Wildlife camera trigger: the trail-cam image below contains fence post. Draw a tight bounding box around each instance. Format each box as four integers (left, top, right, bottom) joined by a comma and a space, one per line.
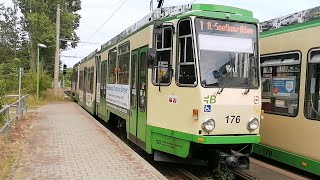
16, 101, 19, 116
5, 106, 10, 140
21, 97, 24, 118
5, 106, 9, 128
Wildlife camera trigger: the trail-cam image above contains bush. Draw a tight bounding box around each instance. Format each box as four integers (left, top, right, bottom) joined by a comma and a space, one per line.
22, 71, 52, 95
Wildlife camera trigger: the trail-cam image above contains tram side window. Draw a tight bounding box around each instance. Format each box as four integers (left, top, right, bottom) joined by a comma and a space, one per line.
153, 27, 172, 85
89, 66, 94, 94
305, 49, 320, 121
177, 19, 196, 86
118, 42, 130, 85
84, 67, 88, 92
86, 68, 90, 93
86, 67, 91, 93
108, 48, 117, 84
261, 52, 301, 116
96, 56, 101, 84
79, 70, 84, 91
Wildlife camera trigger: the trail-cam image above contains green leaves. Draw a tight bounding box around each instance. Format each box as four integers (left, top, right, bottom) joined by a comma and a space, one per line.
27, 13, 55, 46
13, 0, 82, 74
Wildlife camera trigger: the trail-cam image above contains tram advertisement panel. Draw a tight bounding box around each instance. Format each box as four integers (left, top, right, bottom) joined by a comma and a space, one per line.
106, 84, 130, 109
272, 77, 296, 97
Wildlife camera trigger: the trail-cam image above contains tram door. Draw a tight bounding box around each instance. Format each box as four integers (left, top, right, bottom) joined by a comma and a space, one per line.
83, 67, 87, 105
129, 46, 148, 149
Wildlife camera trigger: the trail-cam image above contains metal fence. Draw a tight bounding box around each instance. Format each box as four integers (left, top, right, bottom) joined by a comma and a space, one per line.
0, 95, 28, 133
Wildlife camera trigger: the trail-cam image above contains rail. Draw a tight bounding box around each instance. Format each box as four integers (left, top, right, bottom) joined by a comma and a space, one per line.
0, 95, 28, 133
231, 169, 258, 180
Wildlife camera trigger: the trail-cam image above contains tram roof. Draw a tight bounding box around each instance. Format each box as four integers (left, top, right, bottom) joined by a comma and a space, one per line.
260, 6, 320, 38
76, 3, 258, 66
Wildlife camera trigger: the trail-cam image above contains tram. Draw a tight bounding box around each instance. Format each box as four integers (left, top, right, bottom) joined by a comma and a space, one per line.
253, 6, 320, 176
72, 3, 261, 169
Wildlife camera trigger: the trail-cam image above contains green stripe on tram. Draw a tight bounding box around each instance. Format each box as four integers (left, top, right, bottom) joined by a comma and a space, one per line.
253, 144, 320, 176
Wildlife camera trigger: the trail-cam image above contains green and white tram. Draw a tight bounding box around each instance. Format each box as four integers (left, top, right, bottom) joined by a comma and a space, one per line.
72, 3, 261, 168
253, 6, 320, 176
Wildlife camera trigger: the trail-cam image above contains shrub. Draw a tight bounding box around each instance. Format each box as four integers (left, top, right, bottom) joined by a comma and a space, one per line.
22, 71, 52, 95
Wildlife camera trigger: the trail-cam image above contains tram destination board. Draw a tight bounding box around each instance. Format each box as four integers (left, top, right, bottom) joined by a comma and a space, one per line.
195, 18, 257, 38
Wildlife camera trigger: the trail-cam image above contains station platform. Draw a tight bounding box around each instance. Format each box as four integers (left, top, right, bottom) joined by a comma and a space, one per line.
11, 102, 166, 180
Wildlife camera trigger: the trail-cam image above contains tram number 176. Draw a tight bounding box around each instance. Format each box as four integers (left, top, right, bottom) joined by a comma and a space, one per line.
226, 115, 240, 123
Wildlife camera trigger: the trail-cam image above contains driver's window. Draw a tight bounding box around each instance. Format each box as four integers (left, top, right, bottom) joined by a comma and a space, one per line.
177, 19, 197, 86
152, 27, 172, 85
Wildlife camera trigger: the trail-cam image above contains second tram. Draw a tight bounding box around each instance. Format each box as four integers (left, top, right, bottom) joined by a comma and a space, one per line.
253, 6, 320, 176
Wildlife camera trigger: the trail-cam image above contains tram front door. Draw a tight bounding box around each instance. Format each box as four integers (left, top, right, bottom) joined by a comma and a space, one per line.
129, 46, 148, 150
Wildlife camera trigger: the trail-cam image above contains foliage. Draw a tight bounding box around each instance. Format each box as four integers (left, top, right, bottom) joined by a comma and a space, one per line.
0, 1, 81, 104
14, 0, 82, 74
22, 71, 52, 95
64, 68, 72, 87
0, 3, 21, 59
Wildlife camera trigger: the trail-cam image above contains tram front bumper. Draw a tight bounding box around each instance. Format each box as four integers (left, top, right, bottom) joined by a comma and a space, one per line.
193, 134, 260, 144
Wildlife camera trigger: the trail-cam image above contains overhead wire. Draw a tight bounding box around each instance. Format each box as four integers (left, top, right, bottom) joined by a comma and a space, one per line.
63, 0, 129, 66
86, 0, 128, 41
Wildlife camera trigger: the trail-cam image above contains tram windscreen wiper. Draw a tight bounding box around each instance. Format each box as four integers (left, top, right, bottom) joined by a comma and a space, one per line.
216, 55, 257, 95
216, 53, 233, 94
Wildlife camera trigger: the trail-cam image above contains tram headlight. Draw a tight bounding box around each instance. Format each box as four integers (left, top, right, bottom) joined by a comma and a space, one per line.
247, 118, 259, 131
202, 118, 215, 132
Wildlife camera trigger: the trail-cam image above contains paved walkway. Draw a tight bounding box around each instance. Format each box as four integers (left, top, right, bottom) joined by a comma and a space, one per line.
11, 102, 166, 180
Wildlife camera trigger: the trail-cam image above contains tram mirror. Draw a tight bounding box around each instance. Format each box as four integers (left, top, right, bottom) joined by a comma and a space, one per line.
148, 48, 157, 67
310, 78, 316, 94
153, 20, 162, 35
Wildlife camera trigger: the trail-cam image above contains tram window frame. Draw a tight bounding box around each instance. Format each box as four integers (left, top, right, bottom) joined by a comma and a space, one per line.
176, 18, 197, 87
79, 70, 84, 91
118, 42, 130, 85
84, 67, 88, 92
152, 27, 173, 86
96, 55, 101, 84
304, 48, 320, 121
260, 51, 301, 117
90, 66, 94, 94
108, 47, 117, 84
101, 61, 108, 98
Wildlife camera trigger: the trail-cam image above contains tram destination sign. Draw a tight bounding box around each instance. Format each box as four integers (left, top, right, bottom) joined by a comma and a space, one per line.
195, 18, 257, 38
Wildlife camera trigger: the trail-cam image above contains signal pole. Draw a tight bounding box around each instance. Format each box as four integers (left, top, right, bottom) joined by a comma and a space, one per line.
54, 4, 61, 94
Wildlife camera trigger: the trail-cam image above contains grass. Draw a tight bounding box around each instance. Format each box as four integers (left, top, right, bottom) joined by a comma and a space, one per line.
0, 113, 36, 180
29, 88, 68, 106
1, 88, 67, 127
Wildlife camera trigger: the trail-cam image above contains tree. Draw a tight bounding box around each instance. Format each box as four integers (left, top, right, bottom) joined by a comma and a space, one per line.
14, 0, 81, 75
0, 3, 21, 62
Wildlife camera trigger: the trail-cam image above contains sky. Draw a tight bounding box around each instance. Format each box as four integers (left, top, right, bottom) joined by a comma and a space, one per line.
3, 0, 320, 68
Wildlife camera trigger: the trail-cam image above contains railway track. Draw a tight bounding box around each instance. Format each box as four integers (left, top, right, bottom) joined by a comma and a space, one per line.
231, 169, 258, 180
176, 168, 202, 180
162, 166, 203, 180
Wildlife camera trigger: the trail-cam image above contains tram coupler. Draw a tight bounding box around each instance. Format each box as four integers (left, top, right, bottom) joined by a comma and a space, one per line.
218, 152, 250, 170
